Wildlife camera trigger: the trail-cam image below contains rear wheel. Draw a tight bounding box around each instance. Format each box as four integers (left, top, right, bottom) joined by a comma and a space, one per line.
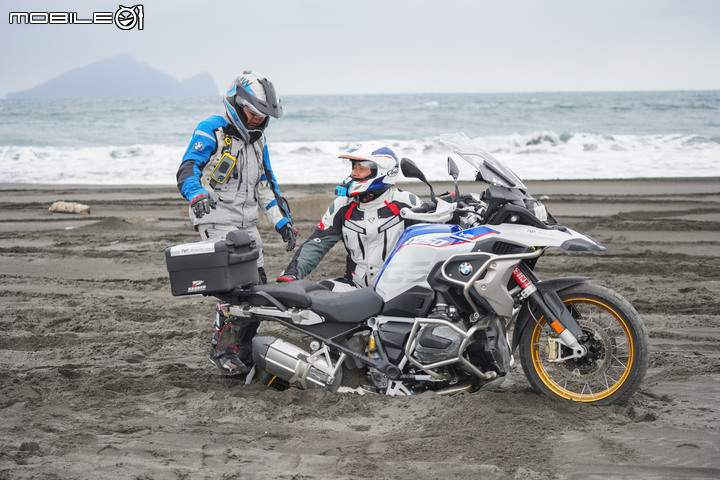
518, 283, 648, 405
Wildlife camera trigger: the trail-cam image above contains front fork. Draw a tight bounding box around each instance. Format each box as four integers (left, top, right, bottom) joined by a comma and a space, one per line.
512, 265, 587, 362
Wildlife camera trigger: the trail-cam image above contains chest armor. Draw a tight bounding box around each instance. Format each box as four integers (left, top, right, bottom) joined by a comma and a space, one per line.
200, 129, 263, 203
342, 200, 405, 286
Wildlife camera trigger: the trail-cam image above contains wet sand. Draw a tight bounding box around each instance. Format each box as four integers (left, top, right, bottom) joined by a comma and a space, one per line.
1, 178, 719, 479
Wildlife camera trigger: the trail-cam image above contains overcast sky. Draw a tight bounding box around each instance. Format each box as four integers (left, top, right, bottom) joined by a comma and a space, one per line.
1, 0, 718, 98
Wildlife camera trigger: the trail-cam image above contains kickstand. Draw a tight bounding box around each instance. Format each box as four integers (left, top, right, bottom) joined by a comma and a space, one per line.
245, 365, 256, 385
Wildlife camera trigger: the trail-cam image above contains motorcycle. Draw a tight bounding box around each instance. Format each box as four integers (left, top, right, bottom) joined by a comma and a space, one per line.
165, 132, 649, 405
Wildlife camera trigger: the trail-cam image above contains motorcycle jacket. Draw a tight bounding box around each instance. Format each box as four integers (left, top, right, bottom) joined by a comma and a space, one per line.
176, 114, 292, 232
283, 187, 421, 288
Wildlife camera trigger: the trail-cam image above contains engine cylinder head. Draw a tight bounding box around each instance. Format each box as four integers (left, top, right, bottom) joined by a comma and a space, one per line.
414, 324, 464, 363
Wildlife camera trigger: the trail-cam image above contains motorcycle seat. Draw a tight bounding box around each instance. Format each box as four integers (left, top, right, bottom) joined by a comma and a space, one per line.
308, 288, 384, 324
245, 280, 384, 324
247, 280, 329, 308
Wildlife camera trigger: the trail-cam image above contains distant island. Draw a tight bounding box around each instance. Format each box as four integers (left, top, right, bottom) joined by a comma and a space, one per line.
6, 54, 218, 99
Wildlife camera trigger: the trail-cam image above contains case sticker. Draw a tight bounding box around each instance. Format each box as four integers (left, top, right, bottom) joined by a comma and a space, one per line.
169, 241, 216, 257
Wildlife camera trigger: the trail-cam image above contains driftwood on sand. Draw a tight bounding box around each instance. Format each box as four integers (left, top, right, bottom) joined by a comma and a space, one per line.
48, 201, 91, 215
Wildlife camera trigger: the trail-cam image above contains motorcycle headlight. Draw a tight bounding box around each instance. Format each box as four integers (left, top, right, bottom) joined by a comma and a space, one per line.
525, 199, 548, 222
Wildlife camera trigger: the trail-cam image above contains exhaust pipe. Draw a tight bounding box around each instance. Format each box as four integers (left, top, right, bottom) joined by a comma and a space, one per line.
434, 381, 476, 395
252, 336, 343, 392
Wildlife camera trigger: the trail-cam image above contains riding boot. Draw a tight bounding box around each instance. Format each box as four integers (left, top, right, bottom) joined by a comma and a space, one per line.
209, 303, 248, 374
209, 266, 266, 373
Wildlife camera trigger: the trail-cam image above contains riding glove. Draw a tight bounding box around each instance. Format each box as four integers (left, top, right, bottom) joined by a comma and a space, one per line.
279, 224, 297, 252
276, 274, 298, 283
190, 193, 216, 218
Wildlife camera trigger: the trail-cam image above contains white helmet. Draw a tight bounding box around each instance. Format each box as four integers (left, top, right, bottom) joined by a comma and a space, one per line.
337, 142, 400, 198
223, 71, 283, 142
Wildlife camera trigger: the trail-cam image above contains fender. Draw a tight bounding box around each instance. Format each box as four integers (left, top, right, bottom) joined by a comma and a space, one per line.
511, 276, 588, 350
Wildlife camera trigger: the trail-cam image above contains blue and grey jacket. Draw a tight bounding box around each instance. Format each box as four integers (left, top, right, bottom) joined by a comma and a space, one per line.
176, 114, 292, 232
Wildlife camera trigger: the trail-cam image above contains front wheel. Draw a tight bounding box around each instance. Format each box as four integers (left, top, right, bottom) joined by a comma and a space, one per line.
518, 283, 648, 405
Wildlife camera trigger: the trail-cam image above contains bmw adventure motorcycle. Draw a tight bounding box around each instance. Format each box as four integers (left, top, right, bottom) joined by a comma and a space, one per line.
165, 132, 649, 405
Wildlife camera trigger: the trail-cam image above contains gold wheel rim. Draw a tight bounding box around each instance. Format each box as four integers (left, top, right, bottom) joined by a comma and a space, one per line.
530, 297, 635, 402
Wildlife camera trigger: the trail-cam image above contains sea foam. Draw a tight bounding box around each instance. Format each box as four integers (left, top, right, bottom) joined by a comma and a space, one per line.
2, 131, 718, 185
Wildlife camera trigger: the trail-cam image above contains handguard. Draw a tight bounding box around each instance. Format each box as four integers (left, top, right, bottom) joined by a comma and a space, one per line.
400, 198, 456, 223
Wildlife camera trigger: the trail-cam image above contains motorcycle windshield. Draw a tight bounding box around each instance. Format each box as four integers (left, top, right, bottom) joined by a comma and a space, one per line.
439, 132, 526, 190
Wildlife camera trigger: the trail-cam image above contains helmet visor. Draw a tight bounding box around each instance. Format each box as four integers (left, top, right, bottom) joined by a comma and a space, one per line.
242, 104, 267, 119
341, 158, 376, 169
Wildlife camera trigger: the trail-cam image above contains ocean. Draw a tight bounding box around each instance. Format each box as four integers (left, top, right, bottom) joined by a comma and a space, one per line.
1, 90, 718, 185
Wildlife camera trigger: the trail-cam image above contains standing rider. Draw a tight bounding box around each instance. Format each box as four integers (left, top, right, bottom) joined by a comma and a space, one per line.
278, 142, 421, 290
176, 71, 297, 374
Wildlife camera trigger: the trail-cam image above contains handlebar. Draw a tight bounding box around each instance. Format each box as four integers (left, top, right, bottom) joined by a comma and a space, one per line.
410, 201, 436, 214
401, 195, 488, 226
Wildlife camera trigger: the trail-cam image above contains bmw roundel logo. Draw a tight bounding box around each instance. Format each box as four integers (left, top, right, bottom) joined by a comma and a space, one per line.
459, 262, 473, 276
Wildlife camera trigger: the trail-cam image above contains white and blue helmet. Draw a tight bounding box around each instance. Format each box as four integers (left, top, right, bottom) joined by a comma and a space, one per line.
338, 142, 400, 198
223, 71, 283, 142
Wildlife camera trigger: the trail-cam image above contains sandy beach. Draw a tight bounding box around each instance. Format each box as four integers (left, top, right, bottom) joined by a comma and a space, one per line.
1, 178, 719, 479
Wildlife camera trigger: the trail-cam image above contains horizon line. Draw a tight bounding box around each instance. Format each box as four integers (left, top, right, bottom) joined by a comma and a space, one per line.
4, 87, 719, 101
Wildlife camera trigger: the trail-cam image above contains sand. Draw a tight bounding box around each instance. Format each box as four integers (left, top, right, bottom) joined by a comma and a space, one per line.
1, 178, 719, 479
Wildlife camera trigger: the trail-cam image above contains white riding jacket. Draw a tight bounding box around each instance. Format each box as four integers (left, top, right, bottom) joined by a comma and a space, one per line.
283, 188, 421, 288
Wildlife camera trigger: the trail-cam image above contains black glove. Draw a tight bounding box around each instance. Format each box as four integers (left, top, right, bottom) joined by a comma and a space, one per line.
190, 193, 216, 218
279, 224, 297, 252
